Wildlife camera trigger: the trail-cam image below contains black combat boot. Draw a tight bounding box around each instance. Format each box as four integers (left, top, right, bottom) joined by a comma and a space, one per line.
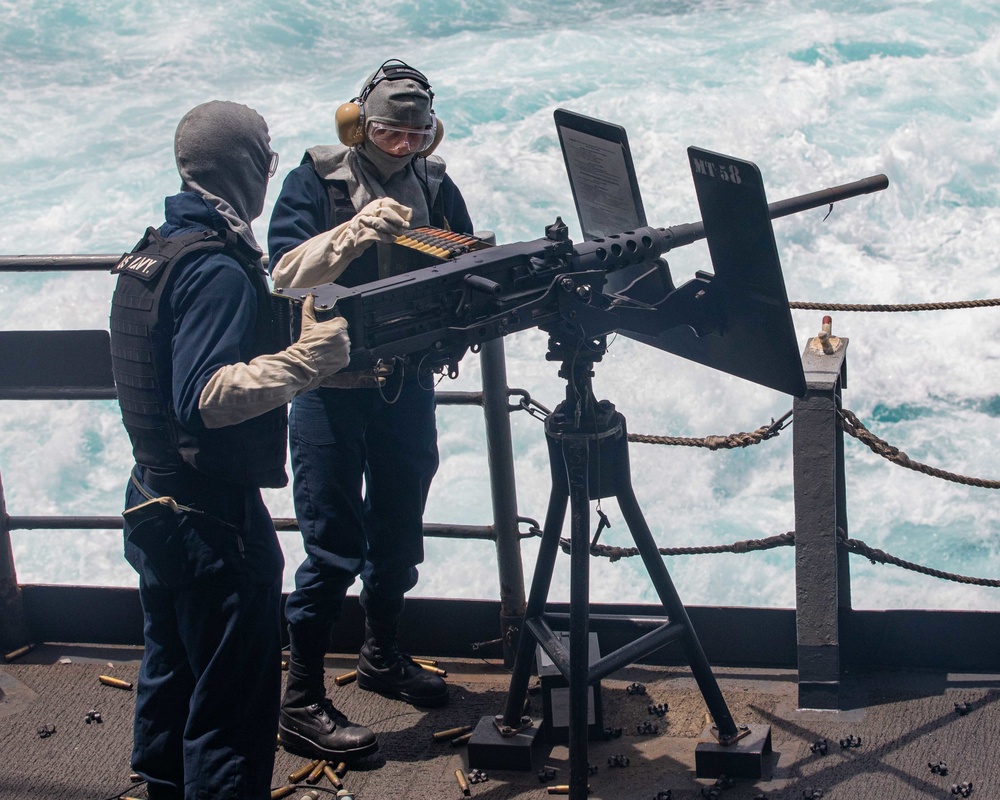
279, 656, 379, 761
357, 618, 449, 707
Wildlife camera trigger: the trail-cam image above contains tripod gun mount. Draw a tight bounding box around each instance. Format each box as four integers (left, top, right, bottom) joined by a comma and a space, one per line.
275, 149, 888, 798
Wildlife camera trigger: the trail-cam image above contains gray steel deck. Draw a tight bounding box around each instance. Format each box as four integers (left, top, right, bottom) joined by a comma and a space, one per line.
1, 643, 996, 800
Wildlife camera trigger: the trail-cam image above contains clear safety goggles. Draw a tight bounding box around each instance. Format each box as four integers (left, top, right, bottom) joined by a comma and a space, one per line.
267, 150, 280, 178
368, 120, 436, 156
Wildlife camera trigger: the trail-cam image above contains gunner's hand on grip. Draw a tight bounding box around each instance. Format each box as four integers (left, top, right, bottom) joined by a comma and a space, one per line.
296, 294, 350, 378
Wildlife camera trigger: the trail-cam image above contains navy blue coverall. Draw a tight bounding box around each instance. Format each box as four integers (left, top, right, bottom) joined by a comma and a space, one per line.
120, 193, 284, 800
268, 158, 473, 658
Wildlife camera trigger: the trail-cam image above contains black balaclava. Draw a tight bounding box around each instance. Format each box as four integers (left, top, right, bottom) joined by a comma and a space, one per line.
174, 100, 272, 251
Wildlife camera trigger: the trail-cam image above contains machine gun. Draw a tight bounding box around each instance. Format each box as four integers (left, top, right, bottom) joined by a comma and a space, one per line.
274, 147, 888, 397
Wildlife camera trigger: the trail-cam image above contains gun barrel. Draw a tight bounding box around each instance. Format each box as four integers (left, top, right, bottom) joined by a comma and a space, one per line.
661, 173, 889, 250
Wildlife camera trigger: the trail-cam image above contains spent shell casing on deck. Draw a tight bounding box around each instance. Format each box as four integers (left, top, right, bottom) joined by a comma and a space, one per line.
4, 643, 35, 662
456, 768, 471, 796
288, 759, 322, 783
432, 724, 473, 742
98, 675, 133, 690
269, 786, 296, 799
334, 670, 357, 686
306, 760, 327, 784
322, 764, 343, 788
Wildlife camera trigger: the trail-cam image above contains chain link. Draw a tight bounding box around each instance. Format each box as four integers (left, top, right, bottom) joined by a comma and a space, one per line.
508, 389, 551, 422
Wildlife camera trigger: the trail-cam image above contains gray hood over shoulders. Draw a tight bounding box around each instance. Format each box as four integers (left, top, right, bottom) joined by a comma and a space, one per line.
305, 144, 446, 229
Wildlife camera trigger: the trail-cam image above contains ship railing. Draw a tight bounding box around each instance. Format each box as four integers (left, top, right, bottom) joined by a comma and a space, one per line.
0, 254, 532, 664
3, 256, 1000, 708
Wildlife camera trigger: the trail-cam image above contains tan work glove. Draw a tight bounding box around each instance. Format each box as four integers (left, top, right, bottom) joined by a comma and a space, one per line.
199, 295, 350, 428
271, 197, 412, 289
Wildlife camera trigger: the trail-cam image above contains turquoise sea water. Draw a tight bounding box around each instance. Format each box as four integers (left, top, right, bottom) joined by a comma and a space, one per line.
1, 0, 999, 610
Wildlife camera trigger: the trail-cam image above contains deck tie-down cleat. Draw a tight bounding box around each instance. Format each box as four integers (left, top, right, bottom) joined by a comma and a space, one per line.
809, 739, 828, 755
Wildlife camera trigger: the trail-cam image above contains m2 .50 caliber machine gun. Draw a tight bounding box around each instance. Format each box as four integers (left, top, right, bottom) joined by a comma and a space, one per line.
274, 146, 887, 397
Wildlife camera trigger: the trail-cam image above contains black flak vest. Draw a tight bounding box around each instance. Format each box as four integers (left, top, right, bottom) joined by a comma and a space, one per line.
109, 226, 290, 488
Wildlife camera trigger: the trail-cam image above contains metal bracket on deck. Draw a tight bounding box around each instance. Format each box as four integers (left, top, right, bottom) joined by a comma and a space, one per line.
467, 714, 546, 772
695, 723, 774, 779
493, 714, 534, 737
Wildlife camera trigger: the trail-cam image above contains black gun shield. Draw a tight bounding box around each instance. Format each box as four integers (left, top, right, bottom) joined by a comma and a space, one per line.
620, 147, 807, 397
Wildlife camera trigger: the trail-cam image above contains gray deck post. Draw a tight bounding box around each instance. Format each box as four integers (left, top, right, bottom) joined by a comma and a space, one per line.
0, 472, 29, 652
793, 326, 850, 709
478, 337, 527, 667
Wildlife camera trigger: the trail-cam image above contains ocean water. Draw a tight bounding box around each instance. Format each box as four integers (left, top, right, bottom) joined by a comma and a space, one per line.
1, 0, 999, 612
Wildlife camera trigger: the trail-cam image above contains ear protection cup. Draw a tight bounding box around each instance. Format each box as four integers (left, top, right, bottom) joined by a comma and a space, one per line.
335, 101, 365, 147
336, 59, 444, 154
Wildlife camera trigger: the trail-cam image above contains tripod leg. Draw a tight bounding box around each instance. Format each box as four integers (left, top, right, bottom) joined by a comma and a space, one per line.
617, 482, 740, 740
563, 437, 594, 800
499, 478, 569, 727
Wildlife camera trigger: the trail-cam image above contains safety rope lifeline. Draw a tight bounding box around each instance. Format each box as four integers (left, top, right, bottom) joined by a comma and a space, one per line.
838, 408, 1000, 489
837, 528, 1000, 588
627, 411, 792, 450
556, 528, 999, 588
789, 298, 1000, 312
558, 530, 796, 562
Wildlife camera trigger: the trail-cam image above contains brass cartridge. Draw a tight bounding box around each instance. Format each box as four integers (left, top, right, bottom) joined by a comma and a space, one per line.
98, 675, 134, 690
450, 731, 474, 747
432, 724, 473, 742
288, 759, 321, 783
322, 764, 343, 789
306, 759, 327, 784
455, 768, 471, 796
4, 643, 35, 662
269, 786, 296, 799
334, 670, 357, 686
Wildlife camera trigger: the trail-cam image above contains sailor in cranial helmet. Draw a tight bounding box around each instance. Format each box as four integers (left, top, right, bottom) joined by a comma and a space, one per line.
267, 60, 473, 764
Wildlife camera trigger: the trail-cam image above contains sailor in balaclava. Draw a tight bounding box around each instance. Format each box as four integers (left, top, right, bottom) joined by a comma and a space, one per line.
111, 100, 355, 799
267, 60, 474, 763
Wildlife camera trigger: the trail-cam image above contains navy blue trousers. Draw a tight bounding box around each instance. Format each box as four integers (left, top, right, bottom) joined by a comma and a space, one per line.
124, 468, 284, 800
283, 374, 439, 660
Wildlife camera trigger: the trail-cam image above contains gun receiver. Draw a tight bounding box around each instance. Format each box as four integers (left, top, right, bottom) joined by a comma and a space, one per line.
274, 166, 887, 393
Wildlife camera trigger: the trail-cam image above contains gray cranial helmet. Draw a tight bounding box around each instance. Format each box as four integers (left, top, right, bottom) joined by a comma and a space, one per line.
363, 76, 434, 130
355, 62, 436, 181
